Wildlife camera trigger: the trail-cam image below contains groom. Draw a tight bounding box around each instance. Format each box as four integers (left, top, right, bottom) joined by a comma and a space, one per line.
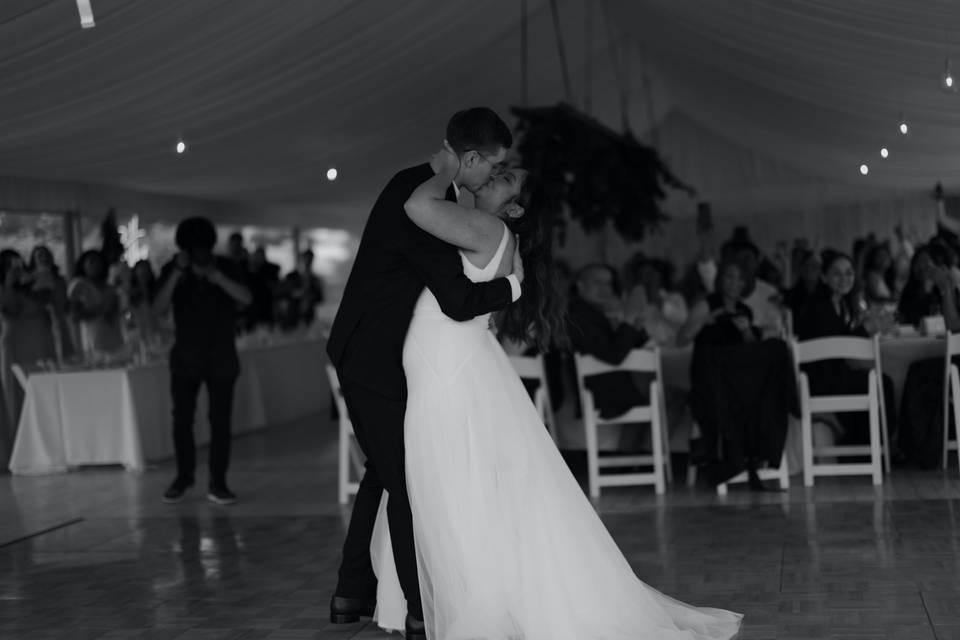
326, 107, 523, 639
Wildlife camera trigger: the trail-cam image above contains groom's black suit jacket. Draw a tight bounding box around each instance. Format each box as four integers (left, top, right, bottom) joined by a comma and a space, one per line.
327, 163, 514, 400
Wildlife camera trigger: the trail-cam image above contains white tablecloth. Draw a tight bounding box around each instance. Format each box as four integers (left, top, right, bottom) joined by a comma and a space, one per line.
9, 339, 328, 475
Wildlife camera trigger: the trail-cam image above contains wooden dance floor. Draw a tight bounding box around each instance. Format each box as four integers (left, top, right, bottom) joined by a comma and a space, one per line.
1, 411, 959, 640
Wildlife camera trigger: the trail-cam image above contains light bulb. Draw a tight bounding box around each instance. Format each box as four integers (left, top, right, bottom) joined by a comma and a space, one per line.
947, 74, 955, 88
860, 164, 869, 176
176, 140, 186, 154
899, 122, 908, 135
326, 168, 338, 181
880, 147, 889, 159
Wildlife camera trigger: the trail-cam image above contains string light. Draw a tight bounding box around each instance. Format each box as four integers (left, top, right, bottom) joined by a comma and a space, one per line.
76, 0, 95, 28
899, 121, 908, 135
880, 147, 889, 159
176, 139, 186, 154
860, 164, 869, 176
326, 168, 338, 181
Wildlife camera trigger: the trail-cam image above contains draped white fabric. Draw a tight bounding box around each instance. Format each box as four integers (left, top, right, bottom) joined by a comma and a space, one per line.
1, 0, 956, 230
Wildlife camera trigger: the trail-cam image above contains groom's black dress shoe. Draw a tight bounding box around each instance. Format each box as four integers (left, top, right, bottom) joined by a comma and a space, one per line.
405, 614, 427, 640
329, 595, 375, 623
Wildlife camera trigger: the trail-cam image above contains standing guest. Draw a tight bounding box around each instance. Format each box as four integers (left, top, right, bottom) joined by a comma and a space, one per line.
127, 260, 159, 343
279, 249, 325, 329
244, 246, 280, 331
28, 245, 72, 360
68, 249, 124, 355
154, 217, 252, 505
0, 249, 59, 459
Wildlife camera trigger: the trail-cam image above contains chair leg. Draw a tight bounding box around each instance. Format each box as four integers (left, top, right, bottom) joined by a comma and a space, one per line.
869, 385, 883, 486
802, 411, 815, 488
686, 464, 697, 488
338, 421, 350, 505
778, 452, 790, 490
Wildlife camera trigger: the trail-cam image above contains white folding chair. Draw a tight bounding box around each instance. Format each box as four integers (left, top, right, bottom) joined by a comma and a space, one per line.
943, 332, 960, 471
793, 336, 888, 486
508, 354, 558, 443
325, 365, 366, 504
574, 348, 669, 497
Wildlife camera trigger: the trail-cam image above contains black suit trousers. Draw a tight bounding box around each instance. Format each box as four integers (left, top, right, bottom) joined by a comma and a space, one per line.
336, 377, 422, 619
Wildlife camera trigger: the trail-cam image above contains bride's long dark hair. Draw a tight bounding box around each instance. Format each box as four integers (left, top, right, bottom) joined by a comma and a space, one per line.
496, 174, 570, 352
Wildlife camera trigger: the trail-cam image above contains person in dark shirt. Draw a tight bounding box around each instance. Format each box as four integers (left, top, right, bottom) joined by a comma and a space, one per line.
567, 263, 649, 420
154, 217, 252, 505
795, 250, 895, 446
279, 249, 325, 330
245, 246, 280, 330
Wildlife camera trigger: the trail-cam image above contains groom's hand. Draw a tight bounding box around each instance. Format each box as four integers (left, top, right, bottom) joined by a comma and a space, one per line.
511, 238, 524, 285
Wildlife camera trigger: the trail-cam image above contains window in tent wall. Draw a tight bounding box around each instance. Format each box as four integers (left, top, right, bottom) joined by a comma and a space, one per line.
0, 211, 69, 274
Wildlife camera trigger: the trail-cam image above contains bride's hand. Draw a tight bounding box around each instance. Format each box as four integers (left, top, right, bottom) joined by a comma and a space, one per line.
430, 142, 460, 177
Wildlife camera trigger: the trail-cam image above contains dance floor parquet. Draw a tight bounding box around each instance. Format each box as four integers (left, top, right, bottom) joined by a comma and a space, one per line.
1, 414, 960, 640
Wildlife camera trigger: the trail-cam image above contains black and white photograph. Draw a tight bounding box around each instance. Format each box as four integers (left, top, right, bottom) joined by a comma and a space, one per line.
1, 2, 960, 639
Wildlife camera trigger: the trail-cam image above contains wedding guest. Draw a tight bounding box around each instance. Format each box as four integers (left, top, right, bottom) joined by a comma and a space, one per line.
897, 244, 950, 327
896, 244, 960, 467
0, 249, 60, 452
624, 255, 688, 347
244, 246, 280, 331
688, 259, 795, 489
783, 249, 820, 328
795, 250, 896, 447
28, 245, 72, 359
278, 249, 325, 329
567, 263, 649, 421
68, 249, 124, 355
155, 217, 251, 505
127, 260, 159, 343
726, 239, 784, 338
862, 243, 896, 304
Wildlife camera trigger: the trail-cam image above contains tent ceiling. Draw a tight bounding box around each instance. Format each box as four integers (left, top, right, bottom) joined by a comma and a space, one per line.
1, 1, 955, 228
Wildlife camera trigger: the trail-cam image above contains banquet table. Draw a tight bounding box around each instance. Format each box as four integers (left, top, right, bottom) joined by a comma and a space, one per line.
8, 338, 328, 475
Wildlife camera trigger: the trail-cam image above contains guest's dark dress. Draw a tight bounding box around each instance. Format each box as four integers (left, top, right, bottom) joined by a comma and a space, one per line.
691, 294, 797, 484
897, 282, 941, 327
567, 295, 649, 419
784, 282, 814, 327
896, 284, 959, 467
795, 289, 896, 445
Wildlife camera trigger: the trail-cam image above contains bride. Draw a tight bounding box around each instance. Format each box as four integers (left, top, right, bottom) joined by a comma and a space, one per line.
368, 146, 742, 640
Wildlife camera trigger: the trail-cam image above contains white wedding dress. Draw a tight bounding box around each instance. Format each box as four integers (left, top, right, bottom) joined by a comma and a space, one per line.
369, 225, 742, 640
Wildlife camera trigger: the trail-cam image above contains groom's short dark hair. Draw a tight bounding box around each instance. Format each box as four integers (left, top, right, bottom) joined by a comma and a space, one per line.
446, 108, 512, 155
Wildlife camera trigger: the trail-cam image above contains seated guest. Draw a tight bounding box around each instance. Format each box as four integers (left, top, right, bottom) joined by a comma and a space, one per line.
68, 249, 124, 355
567, 263, 648, 420
689, 259, 795, 489
862, 243, 896, 304
796, 250, 896, 447
624, 255, 688, 347
898, 243, 950, 327
679, 260, 758, 346
897, 243, 960, 467
727, 240, 784, 338
783, 249, 820, 328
